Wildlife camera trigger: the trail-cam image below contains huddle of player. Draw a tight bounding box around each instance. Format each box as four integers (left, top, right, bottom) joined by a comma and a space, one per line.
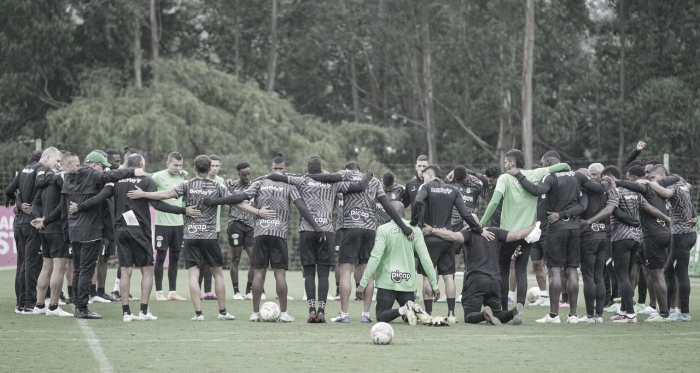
5, 140, 696, 325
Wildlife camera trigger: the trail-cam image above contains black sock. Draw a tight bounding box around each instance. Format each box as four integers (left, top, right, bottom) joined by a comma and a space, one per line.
355, 282, 360, 288
447, 298, 455, 315
562, 293, 569, 303
49, 304, 58, 311
424, 300, 433, 315
651, 304, 657, 309
67, 286, 73, 297
97, 287, 105, 296
550, 312, 558, 318
122, 305, 131, 315
220, 308, 227, 315
660, 311, 669, 318
36, 303, 45, 309
335, 283, 340, 295
196, 310, 203, 316
140, 303, 149, 314
245, 282, 252, 294
568, 313, 576, 318
90, 284, 97, 297
233, 282, 239, 293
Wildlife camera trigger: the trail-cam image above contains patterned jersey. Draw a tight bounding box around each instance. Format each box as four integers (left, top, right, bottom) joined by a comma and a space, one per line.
376, 183, 406, 226
607, 187, 647, 242
243, 178, 301, 238
288, 175, 350, 232
335, 193, 344, 231
228, 180, 256, 227
338, 170, 385, 230
172, 178, 229, 240
447, 175, 486, 229
667, 181, 696, 235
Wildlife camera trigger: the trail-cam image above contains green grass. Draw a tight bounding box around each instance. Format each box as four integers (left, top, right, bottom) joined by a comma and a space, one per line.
2, 269, 699, 373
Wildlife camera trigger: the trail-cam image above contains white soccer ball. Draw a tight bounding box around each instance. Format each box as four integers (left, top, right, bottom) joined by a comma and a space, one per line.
370, 322, 394, 345
260, 302, 280, 322
526, 287, 541, 303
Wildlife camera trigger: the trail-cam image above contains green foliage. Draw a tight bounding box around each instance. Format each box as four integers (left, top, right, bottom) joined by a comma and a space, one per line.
45, 59, 394, 177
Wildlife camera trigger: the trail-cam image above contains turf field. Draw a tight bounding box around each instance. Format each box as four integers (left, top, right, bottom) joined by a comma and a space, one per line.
2, 270, 699, 373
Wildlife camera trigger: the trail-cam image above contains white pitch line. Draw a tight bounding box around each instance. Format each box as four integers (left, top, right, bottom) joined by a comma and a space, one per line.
77, 320, 113, 372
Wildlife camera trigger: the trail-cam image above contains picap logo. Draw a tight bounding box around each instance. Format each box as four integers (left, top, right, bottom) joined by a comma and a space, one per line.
391, 270, 411, 283
188, 224, 207, 234
350, 209, 370, 220
259, 219, 281, 228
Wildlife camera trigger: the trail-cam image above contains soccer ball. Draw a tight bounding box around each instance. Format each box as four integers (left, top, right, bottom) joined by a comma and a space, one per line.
526, 287, 541, 303
260, 302, 280, 322
370, 322, 394, 345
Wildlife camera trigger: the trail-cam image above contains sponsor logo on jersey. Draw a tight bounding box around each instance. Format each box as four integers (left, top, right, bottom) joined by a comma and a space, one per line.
22, 168, 35, 174
314, 217, 330, 224
350, 209, 370, 220
391, 270, 411, 283
261, 185, 285, 192
258, 219, 281, 228
466, 187, 471, 194
308, 181, 332, 188
190, 189, 215, 196
390, 228, 401, 234
119, 178, 142, 184
430, 187, 453, 195
187, 224, 207, 234
623, 194, 639, 200
591, 222, 606, 232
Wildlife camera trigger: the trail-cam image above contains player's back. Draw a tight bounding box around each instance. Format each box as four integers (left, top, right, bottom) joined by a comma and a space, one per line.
421, 180, 460, 230
544, 171, 581, 231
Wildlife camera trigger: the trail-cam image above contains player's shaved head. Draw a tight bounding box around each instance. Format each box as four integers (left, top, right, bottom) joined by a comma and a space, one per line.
391, 201, 405, 218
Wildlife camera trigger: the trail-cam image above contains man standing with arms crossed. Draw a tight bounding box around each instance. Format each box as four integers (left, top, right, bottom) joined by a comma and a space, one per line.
151, 152, 188, 302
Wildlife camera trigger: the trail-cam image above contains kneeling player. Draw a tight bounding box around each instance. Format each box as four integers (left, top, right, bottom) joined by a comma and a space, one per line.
425, 221, 538, 325
357, 202, 438, 325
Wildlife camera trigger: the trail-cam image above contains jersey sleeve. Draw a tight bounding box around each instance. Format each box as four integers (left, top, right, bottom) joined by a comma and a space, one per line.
288, 176, 305, 187
460, 230, 471, 245
288, 184, 302, 203
171, 180, 189, 199
493, 227, 509, 243
607, 192, 620, 207
145, 178, 158, 193
243, 181, 261, 200
374, 180, 386, 199
494, 174, 508, 194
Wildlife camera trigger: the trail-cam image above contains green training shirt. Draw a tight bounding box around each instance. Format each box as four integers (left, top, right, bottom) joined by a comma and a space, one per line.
213, 175, 225, 232
479, 163, 571, 231
151, 169, 186, 226
361, 219, 438, 292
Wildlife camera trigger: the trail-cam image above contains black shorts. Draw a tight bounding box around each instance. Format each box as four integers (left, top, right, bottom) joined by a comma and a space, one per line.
339, 228, 376, 265
184, 239, 223, 269
334, 229, 343, 252
41, 233, 71, 259
116, 228, 154, 268
300, 231, 336, 266
417, 238, 455, 276
530, 236, 546, 262
227, 221, 255, 248
101, 239, 116, 257
252, 235, 288, 270
545, 229, 580, 268
643, 233, 670, 269
155, 225, 184, 252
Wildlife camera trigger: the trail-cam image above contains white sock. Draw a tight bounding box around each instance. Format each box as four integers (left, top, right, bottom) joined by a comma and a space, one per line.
398, 306, 406, 316
540, 289, 548, 297
341, 312, 348, 317
113, 279, 120, 292
362, 312, 370, 317
508, 291, 516, 300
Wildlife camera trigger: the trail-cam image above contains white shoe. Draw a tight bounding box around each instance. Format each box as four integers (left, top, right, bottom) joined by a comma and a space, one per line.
303, 294, 308, 301
123, 313, 145, 322
456, 295, 462, 302
244, 293, 253, 300
529, 297, 549, 307
58, 300, 66, 306
191, 314, 204, 321
217, 312, 236, 320
89, 295, 110, 304
280, 312, 295, 322
46, 306, 73, 317
535, 314, 561, 324
638, 306, 656, 315
233, 292, 244, 300
140, 311, 158, 321
32, 307, 47, 315
156, 291, 167, 301
327, 293, 335, 301
566, 315, 579, 324
275, 295, 294, 300
167, 291, 187, 301
260, 293, 267, 300
437, 296, 447, 303
249, 312, 260, 322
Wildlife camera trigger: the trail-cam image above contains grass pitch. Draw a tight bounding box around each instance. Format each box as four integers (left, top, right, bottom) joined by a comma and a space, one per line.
1, 270, 699, 373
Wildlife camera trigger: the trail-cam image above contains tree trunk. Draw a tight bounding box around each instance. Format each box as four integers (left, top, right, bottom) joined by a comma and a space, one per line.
266, 0, 278, 92
421, 0, 437, 164
234, 0, 241, 78
134, 13, 142, 89
149, 0, 159, 86
368, 0, 384, 121
343, 0, 360, 122
521, 0, 535, 168
617, 0, 626, 168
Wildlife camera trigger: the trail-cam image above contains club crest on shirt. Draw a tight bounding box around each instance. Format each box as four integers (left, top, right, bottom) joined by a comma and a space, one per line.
391, 270, 411, 283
